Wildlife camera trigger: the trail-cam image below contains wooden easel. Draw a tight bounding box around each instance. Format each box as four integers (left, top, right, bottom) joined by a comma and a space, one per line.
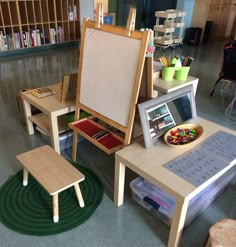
69, 4, 153, 161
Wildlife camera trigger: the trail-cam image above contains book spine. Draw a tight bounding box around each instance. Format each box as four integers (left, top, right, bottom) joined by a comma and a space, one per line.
0, 31, 4, 51
36, 29, 41, 46
50, 28, 56, 44
23, 31, 27, 47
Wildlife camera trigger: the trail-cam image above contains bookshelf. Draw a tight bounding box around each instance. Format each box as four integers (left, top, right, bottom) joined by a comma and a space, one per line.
0, 0, 80, 52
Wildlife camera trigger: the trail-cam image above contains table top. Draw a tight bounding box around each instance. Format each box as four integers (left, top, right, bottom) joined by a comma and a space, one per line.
115, 117, 236, 201
153, 76, 198, 94
16, 145, 85, 195
21, 83, 75, 115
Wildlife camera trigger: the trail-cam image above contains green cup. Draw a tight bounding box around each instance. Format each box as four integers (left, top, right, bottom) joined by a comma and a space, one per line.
175, 66, 190, 81
162, 67, 176, 81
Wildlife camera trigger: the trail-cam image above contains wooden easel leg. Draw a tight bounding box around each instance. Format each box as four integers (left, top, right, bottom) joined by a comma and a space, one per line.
74, 183, 85, 207
23, 168, 28, 186
53, 194, 59, 223
72, 131, 78, 161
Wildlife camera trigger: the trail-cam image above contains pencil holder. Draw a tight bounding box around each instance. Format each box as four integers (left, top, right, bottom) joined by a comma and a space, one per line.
162, 67, 175, 81
175, 67, 190, 81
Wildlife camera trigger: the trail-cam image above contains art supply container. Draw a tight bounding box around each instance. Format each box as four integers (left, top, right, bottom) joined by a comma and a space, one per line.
162, 67, 175, 81
175, 66, 190, 81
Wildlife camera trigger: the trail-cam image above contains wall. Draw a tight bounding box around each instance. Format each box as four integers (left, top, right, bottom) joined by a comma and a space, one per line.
177, 0, 194, 29
176, 0, 195, 38
80, 0, 94, 22
191, 0, 236, 41
191, 0, 209, 29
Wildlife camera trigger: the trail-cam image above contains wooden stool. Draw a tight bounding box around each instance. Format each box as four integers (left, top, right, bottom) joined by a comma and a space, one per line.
205, 218, 236, 247
16, 145, 85, 223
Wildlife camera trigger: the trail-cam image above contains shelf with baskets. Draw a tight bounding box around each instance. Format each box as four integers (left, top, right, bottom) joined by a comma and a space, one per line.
154, 9, 186, 48
0, 0, 80, 52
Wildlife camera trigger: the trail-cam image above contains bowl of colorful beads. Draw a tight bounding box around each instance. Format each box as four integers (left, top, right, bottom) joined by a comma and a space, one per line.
164, 123, 203, 147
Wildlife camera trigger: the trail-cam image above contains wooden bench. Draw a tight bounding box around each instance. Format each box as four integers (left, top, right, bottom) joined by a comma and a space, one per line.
16, 145, 85, 223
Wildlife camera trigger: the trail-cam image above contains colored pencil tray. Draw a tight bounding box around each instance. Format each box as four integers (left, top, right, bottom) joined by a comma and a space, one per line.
69, 118, 124, 154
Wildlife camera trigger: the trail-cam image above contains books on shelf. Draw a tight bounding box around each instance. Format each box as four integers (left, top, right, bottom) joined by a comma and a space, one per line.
68, 5, 78, 20
30, 29, 44, 46
0, 25, 66, 51
23, 31, 32, 48
13, 31, 21, 48
0, 30, 22, 51
7, 33, 14, 50
0, 31, 5, 51
58, 26, 64, 43
31, 30, 37, 46
50, 28, 56, 44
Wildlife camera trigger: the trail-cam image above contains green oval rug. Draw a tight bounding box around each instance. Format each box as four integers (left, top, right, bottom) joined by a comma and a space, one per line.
0, 161, 103, 236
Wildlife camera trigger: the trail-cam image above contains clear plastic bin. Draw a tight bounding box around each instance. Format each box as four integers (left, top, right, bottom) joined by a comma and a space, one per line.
130, 168, 235, 227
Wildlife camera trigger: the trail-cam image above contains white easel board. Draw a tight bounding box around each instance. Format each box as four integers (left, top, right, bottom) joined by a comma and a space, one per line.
76, 20, 149, 132
80, 28, 142, 127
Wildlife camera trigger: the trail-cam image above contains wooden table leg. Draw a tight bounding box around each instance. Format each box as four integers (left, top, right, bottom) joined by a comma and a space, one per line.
167, 198, 189, 247
53, 194, 59, 223
74, 183, 85, 207
22, 99, 34, 135
23, 168, 28, 186
49, 114, 60, 154
114, 159, 126, 206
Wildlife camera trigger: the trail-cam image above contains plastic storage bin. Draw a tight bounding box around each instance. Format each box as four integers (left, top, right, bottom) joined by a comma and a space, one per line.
130, 169, 235, 227
36, 126, 84, 151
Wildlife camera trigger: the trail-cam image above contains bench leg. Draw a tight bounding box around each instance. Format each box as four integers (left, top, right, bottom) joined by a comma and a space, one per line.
53, 194, 59, 223
23, 168, 28, 186
74, 183, 85, 207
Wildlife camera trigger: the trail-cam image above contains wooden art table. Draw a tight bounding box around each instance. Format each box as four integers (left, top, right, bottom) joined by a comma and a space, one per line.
16, 145, 85, 223
153, 76, 199, 96
114, 117, 236, 247
21, 83, 75, 154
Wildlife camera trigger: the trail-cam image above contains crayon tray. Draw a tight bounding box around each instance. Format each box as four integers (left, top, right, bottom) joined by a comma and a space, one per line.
69, 118, 124, 154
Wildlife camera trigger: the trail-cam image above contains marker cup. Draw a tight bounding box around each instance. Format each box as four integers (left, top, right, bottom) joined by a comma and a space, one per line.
162, 67, 176, 81
175, 67, 190, 81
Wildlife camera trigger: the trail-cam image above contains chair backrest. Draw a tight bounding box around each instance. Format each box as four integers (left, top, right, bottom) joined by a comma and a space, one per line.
221, 40, 236, 81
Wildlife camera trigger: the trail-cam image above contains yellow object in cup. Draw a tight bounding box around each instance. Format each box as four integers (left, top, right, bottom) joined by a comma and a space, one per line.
162, 67, 176, 81
175, 66, 190, 81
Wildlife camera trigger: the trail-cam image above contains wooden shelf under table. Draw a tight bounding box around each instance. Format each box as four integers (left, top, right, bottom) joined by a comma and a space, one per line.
29, 113, 70, 135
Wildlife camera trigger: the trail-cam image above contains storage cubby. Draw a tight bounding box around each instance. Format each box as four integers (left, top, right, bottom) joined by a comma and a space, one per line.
0, 8, 4, 28
26, 1, 35, 24
41, 0, 49, 23
2, 2, 11, 26
9, 2, 19, 26
56, 1, 63, 22
69, 22, 75, 40
34, 1, 42, 24
62, 1, 69, 21
0, 0, 80, 52
18, 1, 28, 25
63, 23, 70, 42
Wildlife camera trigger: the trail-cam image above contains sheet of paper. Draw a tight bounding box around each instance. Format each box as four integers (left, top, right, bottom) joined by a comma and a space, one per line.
164, 131, 236, 186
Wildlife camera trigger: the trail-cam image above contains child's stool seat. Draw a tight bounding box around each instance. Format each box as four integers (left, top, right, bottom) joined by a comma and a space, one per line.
16, 145, 85, 223
205, 218, 236, 247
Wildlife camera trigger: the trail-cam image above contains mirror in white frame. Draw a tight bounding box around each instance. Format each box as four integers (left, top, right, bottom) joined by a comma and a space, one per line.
138, 84, 197, 148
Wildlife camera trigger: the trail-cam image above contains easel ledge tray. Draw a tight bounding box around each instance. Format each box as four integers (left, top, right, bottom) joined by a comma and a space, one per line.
69, 118, 124, 154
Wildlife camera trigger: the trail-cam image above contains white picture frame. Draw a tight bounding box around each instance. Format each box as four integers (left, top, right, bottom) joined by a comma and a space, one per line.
138, 84, 197, 148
